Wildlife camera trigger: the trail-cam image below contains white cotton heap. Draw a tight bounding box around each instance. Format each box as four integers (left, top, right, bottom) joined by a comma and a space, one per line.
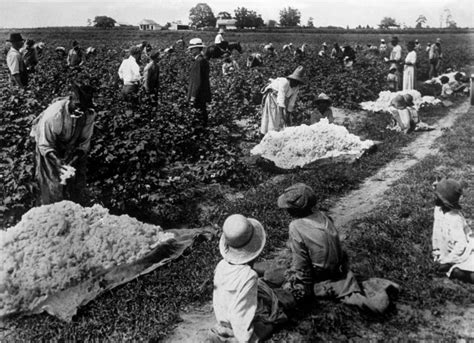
251, 119, 374, 169
425, 71, 466, 85
360, 90, 441, 113
0, 201, 174, 317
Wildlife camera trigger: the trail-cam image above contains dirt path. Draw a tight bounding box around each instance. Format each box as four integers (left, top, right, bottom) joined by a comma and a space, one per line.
164, 100, 471, 343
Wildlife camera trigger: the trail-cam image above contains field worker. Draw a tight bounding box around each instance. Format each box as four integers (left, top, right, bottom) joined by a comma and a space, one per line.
428, 41, 440, 79
379, 39, 387, 54
318, 42, 328, 57
21, 39, 39, 73
260, 66, 305, 134
118, 46, 141, 103
386, 64, 399, 92
403, 94, 419, 125
388, 36, 402, 90
30, 82, 96, 205
403, 41, 417, 91
263, 42, 276, 56
277, 183, 399, 313
432, 178, 474, 284
214, 28, 228, 52
310, 93, 334, 124
414, 39, 421, 52
67, 40, 84, 68
207, 214, 288, 342
143, 50, 160, 96
388, 95, 413, 133
435, 38, 443, 74
221, 52, 239, 76
330, 43, 343, 61
187, 38, 211, 127
6, 33, 28, 88
426, 42, 431, 53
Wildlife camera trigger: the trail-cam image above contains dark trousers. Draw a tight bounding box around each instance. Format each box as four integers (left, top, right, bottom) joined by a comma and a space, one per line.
193, 101, 208, 127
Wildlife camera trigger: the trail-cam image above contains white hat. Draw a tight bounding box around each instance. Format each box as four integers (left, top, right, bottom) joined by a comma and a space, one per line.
218, 28, 224, 34
219, 214, 266, 265
381, 39, 385, 42
322, 42, 327, 47
188, 38, 205, 49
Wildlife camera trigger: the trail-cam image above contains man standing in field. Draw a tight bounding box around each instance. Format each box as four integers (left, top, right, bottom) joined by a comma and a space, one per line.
6, 33, 28, 88
187, 38, 211, 127
67, 40, 84, 68
118, 46, 142, 104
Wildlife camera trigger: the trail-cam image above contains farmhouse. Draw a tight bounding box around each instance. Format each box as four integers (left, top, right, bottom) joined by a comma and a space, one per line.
169, 22, 190, 30
138, 19, 162, 31
216, 19, 238, 30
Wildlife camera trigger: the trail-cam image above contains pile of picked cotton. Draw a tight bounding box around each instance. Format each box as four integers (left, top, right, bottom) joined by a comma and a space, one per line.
0, 201, 174, 317
251, 119, 374, 169
360, 90, 441, 113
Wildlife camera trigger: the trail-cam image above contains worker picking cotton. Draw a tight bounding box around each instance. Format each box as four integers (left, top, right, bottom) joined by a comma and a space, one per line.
207, 214, 287, 342
260, 66, 305, 134
432, 178, 474, 284
310, 93, 334, 124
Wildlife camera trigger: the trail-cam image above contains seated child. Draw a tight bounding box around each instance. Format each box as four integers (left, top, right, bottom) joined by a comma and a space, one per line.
440, 76, 453, 98
388, 95, 414, 133
277, 183, 399, 313
208, 214, 287, 343
309, 93, 334, 124
387, 64, 399, 92
432, 178, 474, 284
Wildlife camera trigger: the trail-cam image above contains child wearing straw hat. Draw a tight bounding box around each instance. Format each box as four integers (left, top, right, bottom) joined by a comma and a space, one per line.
432, 178, 474, 284
260, 66, 305, 134
208, 214, 287, 342
309, 93, 334, 124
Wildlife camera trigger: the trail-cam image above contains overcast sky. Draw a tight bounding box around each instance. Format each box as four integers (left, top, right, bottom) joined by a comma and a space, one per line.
0, 0, 472, 28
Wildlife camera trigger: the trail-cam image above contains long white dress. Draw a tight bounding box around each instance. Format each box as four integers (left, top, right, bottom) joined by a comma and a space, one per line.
403, 51, 417, 90
260, 77, 299, 134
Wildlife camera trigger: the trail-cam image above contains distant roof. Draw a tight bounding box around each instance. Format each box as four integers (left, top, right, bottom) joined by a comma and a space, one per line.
139, 19, 159, 25
216, 19, 237, 25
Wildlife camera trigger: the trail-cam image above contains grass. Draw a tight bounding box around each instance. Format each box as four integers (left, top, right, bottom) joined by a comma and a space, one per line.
3, 97, 468, 341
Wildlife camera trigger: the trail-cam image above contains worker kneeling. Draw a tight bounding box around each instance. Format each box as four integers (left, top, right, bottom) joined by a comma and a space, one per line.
273, 183, 399, 314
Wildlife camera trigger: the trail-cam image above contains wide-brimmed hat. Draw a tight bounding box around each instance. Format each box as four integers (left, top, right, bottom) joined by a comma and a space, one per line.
403, 94, 414, 106
218, 28, 225, 34
315, 93, 332, 104
381, 39, 385, 42
389, 63, 398, 71
277, 183, 317, 210
187, 38, 205, 49
434, 178, 463, 210
7, 33, 24, 43
71, 82, 95, 110
390, 95, 406, 110
287, 66, 305, 84
219, 214, 266, 265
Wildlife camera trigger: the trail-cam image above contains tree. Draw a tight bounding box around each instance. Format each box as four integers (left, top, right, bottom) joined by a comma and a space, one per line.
378, 16, 399, 29
87, 18, 92, 26
444, 8, 457, 28
279, 7, 301, 27
307, 17, 314, 28
234, 7, 264, 29
267, 19, 277, 28
189, 3, 216, 28
415, 14, 427, 28
217, 11, 232, 19
93, 16, 116, 28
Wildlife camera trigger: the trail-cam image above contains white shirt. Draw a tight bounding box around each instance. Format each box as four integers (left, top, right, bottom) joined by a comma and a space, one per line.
404, 51, 416, 68
390, 45, 402, 61
6, 47, 23, 75
213, 260, 258, 342
264, 77, 300, 112
118, 56, 140, 85
432, 206, 474, 273
215, 33, 224, 44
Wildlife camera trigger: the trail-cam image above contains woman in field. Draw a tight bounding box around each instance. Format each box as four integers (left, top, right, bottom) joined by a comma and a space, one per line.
260, 66, 305, 134
432, 178, 474, 284
402, 41, 417, 90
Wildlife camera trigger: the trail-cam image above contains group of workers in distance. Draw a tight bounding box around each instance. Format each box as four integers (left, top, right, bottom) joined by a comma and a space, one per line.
207, 180, 474, 342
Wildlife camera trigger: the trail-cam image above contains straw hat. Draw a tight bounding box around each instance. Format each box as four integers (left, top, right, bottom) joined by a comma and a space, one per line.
219, 214, 266, 265
434, 178, 464, 210
390, 95, 406, 110
315, 93, 332, 104
277, 183, 317, 210
287, 66, 305, 84
7, 33, 24, 43
188, 37, 206, 49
